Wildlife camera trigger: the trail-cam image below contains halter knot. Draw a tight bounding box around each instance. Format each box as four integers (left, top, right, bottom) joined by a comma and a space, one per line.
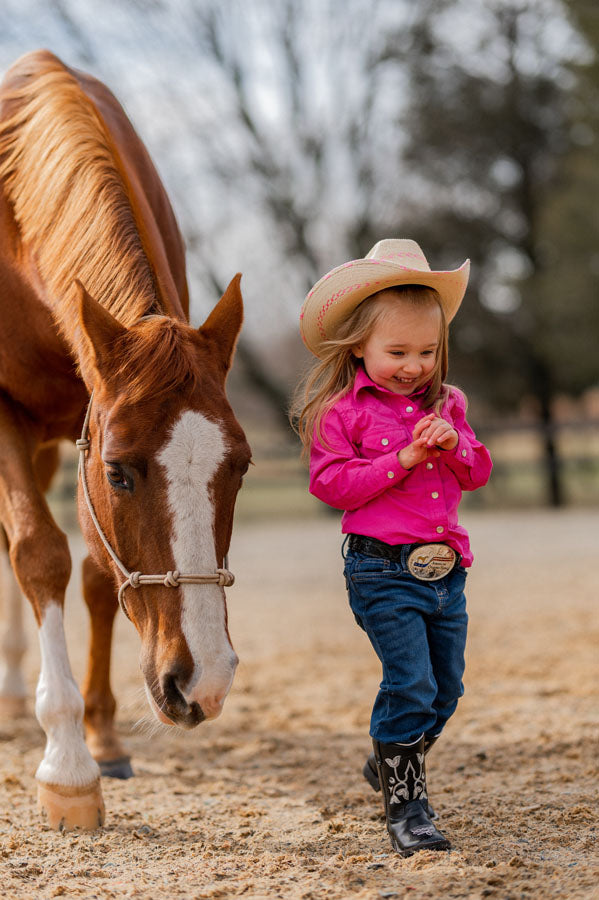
76, 438, 90, 451
129, 571, 142, 588
217, 568, 235, 587
163, 570, 180, 588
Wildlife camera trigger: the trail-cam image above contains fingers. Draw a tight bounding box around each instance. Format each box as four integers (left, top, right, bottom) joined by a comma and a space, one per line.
413, 415, 442, 443
407, 415, 456, 465
424, 424, 452, 446
418, 416, 458, 448
412, 413, 435, 439
399, 438, 442, 469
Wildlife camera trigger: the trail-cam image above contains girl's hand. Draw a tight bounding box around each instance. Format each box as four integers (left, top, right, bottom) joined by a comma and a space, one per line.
396, 414, 458, 469
397, 414, 440, 469
419, 416, 458, 450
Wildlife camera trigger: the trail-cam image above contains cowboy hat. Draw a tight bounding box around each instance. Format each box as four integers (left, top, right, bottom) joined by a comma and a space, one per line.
300, 239, 470, 358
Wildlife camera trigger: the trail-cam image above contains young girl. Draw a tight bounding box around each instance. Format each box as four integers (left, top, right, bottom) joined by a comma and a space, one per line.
295, 239, 492, 857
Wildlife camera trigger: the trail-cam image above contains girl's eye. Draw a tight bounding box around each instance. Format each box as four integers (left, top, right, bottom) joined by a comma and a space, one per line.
106, 465, 133, 491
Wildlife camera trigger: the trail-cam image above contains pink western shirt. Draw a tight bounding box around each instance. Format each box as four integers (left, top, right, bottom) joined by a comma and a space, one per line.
309, 368, 492, 566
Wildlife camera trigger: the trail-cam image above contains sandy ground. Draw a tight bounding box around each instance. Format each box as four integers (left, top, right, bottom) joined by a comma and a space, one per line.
0, 508, 597, 899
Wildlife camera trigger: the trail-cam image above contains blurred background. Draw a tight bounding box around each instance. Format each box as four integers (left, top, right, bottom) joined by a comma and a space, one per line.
1, 0, 598, 522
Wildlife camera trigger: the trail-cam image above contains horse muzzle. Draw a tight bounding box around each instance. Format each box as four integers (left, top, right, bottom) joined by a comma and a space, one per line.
144, 657, 237, 728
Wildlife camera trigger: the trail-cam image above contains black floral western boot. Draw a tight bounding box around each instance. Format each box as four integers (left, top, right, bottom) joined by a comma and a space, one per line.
363, 733, 440, 819
372, 735, 450, 856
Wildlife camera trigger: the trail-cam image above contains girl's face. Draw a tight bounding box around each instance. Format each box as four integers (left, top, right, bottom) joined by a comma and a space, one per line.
353, 295, 441, 395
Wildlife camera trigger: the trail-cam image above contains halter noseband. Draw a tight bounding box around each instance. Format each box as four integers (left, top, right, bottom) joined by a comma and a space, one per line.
76, 391, 234, 620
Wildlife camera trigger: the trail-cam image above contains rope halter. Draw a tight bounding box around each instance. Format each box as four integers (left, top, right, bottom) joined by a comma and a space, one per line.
76, 391, 235, 620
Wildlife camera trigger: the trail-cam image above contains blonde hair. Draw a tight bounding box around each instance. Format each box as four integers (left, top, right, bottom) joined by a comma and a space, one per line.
291, 285, 451, 455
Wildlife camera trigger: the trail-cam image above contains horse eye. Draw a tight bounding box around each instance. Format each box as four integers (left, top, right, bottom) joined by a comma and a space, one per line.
106, 465, 133, 491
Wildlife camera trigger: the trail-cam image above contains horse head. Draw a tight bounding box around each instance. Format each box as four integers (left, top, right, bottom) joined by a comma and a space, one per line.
74, 276, 251, 728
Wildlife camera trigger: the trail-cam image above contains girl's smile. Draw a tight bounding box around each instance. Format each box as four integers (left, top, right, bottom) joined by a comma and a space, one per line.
353, 298, 441, 395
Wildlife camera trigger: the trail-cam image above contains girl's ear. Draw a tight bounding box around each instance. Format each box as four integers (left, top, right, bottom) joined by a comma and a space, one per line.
352, 344, 364, 359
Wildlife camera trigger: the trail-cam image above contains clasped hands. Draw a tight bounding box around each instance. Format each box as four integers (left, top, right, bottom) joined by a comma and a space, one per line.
397, 413, 458, 470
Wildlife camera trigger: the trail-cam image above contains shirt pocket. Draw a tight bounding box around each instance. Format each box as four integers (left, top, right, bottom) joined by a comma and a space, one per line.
357, 427, 407, 460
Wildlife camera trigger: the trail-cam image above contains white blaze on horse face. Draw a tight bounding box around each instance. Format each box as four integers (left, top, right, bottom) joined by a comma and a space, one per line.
35, 604, 100, 787
157, 411, 238, 720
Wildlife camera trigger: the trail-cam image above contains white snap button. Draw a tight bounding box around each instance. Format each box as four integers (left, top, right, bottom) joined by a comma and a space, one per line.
436, 526, 444, 533
387, 471, 395, 479
406, 406, 414, 413
381, 438, 389, 446
432, 492, 439, 499
426, 462, 434, 470
461, 449, 467, 457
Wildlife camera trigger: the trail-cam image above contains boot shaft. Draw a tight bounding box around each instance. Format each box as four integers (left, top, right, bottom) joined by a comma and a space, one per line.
373, 736, 428, 808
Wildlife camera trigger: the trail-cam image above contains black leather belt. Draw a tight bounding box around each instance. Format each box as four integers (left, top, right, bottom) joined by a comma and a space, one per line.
348, 534, 416, 560
348, 534, 461, 582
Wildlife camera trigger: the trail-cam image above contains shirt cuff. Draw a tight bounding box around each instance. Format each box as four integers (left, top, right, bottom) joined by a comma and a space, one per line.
451, 433, 474, 467
372, 450, 411, 484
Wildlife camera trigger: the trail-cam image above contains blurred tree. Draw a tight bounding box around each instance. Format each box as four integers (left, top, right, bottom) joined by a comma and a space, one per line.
188, 0, 599, 502
535, 0, 599, 397
150, 0, 421, 433
378, 0, 599, 504
1, 0, 597, 499
172, 0, 440, 429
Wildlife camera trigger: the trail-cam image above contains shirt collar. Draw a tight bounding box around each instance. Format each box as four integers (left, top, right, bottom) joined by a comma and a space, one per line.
352, 365, 381, 399
352, 365, 431, 405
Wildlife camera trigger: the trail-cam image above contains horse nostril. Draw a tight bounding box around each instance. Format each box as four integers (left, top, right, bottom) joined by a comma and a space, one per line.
188, 701, 206, 725
161, 672, 185, 709
160, 673, 206, 726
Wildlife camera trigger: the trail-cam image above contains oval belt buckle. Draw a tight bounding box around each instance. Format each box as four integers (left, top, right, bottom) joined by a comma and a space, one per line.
407, 543, 457, 581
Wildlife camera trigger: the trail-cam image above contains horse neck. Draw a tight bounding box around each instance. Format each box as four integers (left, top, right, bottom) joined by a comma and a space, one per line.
0, 52, 190, 339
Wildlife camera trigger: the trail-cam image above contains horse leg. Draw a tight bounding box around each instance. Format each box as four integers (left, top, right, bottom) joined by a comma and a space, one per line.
0, 444, 62, 718
0, 526, 27, 717
81, 554, 133, 779
0, 444, 68, 718
0, 407, 103, 830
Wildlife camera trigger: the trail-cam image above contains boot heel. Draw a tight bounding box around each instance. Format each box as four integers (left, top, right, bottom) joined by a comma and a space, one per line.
362, 753, 381, 792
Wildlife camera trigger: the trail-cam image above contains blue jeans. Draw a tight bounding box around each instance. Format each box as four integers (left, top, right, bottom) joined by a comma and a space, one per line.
343, 543, 468, 744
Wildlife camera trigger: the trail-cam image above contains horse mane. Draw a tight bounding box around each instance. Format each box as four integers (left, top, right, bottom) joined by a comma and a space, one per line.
0, 50, 160, 331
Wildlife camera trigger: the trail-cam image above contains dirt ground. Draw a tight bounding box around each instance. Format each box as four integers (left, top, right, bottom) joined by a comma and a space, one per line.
0, 508, 597, 899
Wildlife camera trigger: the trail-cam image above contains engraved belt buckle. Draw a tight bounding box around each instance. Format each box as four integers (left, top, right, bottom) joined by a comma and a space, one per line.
407, 543, 457, 581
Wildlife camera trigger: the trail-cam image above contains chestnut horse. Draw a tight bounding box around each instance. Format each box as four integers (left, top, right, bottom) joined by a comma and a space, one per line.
0, 51, 251, 830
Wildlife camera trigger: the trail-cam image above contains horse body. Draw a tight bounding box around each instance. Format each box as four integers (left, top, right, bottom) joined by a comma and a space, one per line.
0, 50, 250, 829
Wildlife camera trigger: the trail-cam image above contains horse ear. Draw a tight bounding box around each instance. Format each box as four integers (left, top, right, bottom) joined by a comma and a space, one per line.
75, 280, 127, 383
199, 274, 244, 375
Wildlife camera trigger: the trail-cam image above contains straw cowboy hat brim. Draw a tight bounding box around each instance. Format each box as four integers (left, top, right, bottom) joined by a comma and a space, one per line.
300, 239, 470, 358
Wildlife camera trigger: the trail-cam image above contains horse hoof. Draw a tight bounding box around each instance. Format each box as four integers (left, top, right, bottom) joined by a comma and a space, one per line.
37, 778, 105, 831
0, 695, 27, 718
99, 756, 134, 780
